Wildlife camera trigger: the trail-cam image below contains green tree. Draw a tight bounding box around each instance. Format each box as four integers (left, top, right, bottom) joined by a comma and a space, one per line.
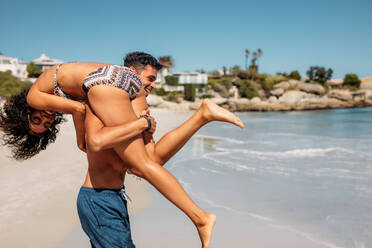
209, 70, 221, 78
249, 48, 263, 72
245, 49, 250, 70
26, 62, 42, 78
222, 66, 227, 76
184, 84, 196, 101
231, 65, 241, 77
343, 73, 361, 88
306, 66, 333, 85
158, 56, 174, 70
288, 70, 301, 80
165, 75, 179, 86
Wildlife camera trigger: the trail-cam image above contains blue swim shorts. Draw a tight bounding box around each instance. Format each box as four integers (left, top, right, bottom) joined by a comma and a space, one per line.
77, 186, 135, 248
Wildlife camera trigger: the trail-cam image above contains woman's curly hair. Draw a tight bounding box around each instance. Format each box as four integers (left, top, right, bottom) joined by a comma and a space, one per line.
0, 88, 65, 160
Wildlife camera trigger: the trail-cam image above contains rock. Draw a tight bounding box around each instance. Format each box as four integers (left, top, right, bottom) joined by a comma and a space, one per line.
227, 98, 251, 111
327, 89, 352, 101
297, 82, 325, 95
147, 94, 164, 106
251, 97, 262, 104
189, 99, 203, 110
325, 79, 343, 87
279, 91, 310, 105
268, 96, 278, 103
365, 90, 372, 101
274, 81, 290, 90
288, 80, 300, 88
258, 89, 266, 99
270, 88, 284, 96
361, 80, 372, 90
210, 97, 228, 105
157, 100, 190, 111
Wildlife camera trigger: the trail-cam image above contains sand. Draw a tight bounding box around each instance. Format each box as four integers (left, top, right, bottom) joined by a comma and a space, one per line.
1, 108, 332, 247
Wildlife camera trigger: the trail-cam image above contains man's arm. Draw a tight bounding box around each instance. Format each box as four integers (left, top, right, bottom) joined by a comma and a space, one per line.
84, 105, 155, 152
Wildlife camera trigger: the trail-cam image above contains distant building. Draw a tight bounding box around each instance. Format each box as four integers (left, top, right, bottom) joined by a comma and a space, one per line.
0, 53, 63, 80
0, 54, 28, 79
32, 53, 64, 71
156, 68, 208, 92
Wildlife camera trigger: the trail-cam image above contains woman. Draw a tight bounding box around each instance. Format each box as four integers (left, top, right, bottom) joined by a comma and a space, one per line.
0, 52, 244, 248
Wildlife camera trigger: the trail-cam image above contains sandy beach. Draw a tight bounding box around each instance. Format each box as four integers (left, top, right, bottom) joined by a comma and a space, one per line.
0, 108, 344, 248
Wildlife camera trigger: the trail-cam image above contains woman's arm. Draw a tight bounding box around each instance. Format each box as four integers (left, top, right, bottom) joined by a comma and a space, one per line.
84, 105, 155, 152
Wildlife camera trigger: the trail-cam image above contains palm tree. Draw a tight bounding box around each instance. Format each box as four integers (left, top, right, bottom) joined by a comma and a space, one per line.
245, 49, 250, 70
158, 56, 174, 71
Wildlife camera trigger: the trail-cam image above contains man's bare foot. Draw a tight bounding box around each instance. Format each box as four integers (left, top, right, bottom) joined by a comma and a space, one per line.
197, 213, 216, 248
201, 99, 244, 128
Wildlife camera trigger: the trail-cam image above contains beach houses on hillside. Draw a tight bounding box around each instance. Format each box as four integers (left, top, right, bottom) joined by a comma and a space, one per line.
32, 53, 64, 71
156, 68, 208, 92
0, 53, 63, 80
0, 53, 28, 79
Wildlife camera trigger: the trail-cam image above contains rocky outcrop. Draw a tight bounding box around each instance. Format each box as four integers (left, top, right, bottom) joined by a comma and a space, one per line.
274, 81, 290, 90
297, 82, 325, 95
270, 88, 284, 96
327, 89, 353, 101
361, 80, 372, 90
147, 94, 164, 107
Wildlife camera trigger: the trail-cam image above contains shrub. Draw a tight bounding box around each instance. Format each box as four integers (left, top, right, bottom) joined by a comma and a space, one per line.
208, 79, 230, 98
0, 71, 32, 98
218, 78, 232, 90
234, 79, 259, 99
26, 62, 42, 78
184, 84, 196, 101
166, 91, 182, 103
343, 73, 361, 88
209, 70, 221, 78
165, 75, 179, 86
288, 70, 301, 80
200, 94, 213, 99
154, 88, 166, 96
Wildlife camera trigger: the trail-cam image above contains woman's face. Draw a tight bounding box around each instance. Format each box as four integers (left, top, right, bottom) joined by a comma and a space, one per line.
28, 110, 56, 135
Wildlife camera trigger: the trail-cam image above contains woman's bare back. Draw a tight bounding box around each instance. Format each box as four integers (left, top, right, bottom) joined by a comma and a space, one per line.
32, 62, 111, 98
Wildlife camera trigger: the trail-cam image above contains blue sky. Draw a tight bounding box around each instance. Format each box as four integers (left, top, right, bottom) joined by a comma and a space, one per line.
1, 0, 371, 78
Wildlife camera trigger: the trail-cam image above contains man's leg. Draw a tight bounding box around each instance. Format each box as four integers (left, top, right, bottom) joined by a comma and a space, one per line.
87, 85, 215, 248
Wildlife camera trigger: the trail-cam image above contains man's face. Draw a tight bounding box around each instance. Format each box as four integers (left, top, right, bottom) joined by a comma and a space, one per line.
136, 65, 157, 97
28, 110, 56, 135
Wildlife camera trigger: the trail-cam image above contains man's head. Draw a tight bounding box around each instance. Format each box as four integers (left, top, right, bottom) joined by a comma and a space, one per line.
0, 88, 65, 160
123, 52, 162, 97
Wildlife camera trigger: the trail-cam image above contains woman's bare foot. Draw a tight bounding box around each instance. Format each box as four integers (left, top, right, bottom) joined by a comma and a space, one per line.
201, 99, 244, 128
196, 213, 216, 248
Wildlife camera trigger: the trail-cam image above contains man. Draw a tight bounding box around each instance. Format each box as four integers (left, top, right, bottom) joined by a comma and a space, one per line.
76, 91, 243, 248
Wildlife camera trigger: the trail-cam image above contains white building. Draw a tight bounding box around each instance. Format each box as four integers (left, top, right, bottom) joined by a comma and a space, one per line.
0, 54, 28, 79
0, 53, 64, 80
32, 53, 64, 71
156, 68, 208, 92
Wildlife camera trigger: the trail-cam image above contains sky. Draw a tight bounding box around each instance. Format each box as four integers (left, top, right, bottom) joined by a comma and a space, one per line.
1, 0, 371, 79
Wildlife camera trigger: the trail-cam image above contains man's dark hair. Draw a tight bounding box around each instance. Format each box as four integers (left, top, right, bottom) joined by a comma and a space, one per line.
123, 51, 162, 73
0, 88, 65, 160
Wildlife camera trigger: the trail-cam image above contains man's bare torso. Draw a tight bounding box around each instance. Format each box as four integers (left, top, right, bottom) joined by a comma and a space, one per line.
83, 118, 129, 189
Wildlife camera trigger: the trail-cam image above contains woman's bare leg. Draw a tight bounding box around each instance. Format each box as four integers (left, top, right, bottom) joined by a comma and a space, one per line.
87, 86, 215, 248
153, 99, 244, 165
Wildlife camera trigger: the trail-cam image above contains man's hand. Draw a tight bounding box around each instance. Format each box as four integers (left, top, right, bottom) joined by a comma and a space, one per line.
140, 110, 157, 134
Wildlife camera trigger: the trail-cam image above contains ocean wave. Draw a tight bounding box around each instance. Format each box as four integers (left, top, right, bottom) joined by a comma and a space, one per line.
194, 134, 245, 144
215, 147, 353, 158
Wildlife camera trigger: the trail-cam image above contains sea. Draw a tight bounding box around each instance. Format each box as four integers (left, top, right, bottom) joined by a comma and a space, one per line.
131, 107, 372, 248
